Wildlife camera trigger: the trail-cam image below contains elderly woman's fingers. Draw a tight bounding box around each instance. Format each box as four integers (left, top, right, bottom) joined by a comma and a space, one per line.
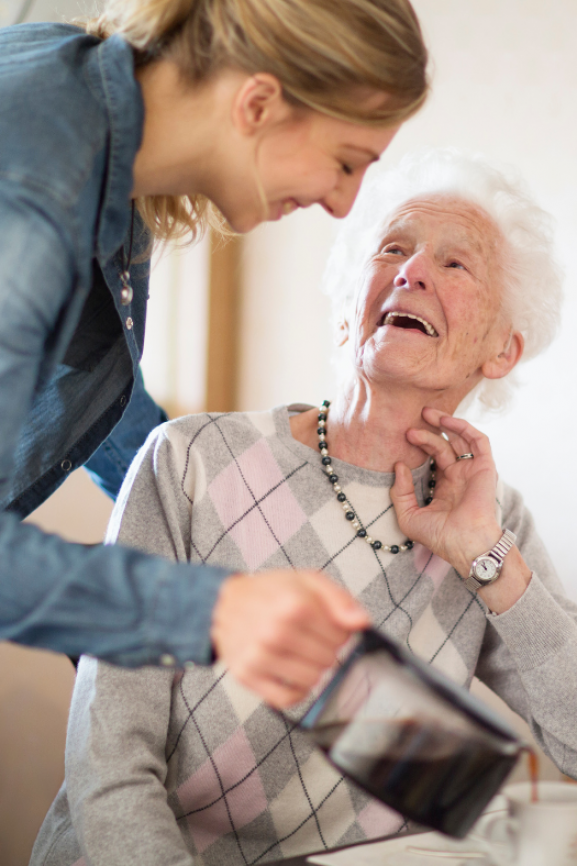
421, 408, 494, 462
390, 461, 421, 529
420, 407, 470, 458
435, 414, 494, 460
405, 427, 461, 472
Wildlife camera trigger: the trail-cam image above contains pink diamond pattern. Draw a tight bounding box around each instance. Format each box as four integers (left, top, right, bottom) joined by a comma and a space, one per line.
357, 800, 404, 838
414, 544, 452, 593
177, 727, 268, 854
209, 439, 307, 569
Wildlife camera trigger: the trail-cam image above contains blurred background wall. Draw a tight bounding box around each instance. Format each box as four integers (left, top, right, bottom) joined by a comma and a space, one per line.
1, 0, 576, 863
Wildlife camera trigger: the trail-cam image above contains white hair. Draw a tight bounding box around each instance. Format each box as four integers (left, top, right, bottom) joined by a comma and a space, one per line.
322, 147, 563, 412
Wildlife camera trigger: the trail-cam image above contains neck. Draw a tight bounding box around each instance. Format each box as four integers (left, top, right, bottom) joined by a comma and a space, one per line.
292, 378, 464, 473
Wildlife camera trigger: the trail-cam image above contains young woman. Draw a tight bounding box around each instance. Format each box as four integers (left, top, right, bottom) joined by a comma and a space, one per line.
0, 0, 427, 703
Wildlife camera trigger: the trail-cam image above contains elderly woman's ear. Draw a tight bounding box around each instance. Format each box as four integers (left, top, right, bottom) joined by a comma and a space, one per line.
481, 329, 524, 381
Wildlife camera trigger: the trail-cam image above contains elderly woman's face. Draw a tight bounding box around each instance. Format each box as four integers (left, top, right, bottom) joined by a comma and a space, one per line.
348, 196, 512, 397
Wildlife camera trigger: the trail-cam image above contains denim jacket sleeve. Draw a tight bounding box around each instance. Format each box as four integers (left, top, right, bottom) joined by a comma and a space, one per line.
0, 190, 230, 667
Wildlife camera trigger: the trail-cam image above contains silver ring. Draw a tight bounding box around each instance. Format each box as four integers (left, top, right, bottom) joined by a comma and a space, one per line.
456, 453, 474, 461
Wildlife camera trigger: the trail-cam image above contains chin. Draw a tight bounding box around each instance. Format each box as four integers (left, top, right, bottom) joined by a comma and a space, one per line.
217, 195, 269, 234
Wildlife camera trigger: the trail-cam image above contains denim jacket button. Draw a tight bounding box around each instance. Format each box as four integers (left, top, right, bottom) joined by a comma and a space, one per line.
61, 459, 72, 472
125, 317, 133, 330
119, 395, 127, 408
120, 285, 133, 305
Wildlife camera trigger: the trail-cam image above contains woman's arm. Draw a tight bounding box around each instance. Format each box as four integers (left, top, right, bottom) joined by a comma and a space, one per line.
0, 196, 365, 683
474, 484, 577, 777
66, 657, 195, 866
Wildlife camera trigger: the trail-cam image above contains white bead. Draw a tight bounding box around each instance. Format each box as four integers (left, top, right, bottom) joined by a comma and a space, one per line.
400, 545, 407, 551
318, 419, 326, 427
383, 545, 391, 552
366, 536, 373, 545
341, 502, 350, 511
333, 484, 342, 493
351, 520, 360, 529
321, 449, 328, 456
324, 465, 333, 473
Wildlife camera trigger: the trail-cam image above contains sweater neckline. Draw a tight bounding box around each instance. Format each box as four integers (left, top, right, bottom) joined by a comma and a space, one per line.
272, 404, 431, 490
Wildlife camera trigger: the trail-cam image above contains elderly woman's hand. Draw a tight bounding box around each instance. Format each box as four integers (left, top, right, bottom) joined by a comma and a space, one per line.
391, 408, 533, 612
390, 408, 505, 579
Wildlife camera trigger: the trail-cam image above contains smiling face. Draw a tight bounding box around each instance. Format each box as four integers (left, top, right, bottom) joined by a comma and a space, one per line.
343, 196, 522, 405
255, 111, 400, 225
217, 83, 401, 233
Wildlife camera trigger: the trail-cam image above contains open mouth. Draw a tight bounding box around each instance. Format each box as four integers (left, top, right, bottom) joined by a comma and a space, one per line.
379, 311, 439, 337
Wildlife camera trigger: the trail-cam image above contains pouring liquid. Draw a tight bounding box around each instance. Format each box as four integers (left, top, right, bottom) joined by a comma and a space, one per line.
526, 748, 539, 803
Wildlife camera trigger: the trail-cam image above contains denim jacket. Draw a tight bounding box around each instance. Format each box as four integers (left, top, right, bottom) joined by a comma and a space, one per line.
0, 23, 230, 666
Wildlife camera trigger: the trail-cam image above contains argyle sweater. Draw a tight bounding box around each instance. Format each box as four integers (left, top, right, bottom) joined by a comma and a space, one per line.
31, 407, 577, 866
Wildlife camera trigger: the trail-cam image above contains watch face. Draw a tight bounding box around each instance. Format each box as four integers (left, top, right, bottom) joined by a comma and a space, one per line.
474, 556, 498, 582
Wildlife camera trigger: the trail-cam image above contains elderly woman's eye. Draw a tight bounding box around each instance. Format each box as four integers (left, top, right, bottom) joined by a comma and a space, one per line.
341, 163, 353, 176
447, 260, 465, 269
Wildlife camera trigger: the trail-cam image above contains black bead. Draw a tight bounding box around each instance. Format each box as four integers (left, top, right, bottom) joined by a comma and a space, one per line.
430, 459, 437, 471
429, 479, 436, 488
329, 474, 339, 483
322, 456, 331, 465
390, 544, 399, 554
373, 540, 383, 550
406, 540, 414, 549
318, 441, 327, 450
425, 496, 433, 505
337, 492, 346, 502
345, 511, 355, 521
322, 399, 331, 407
357, 529, 367, 538
317, 427, 327, 436
318, 412, 327, 421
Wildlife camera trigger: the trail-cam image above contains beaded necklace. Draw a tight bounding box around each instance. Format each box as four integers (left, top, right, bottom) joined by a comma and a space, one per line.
316, 400, 435, 554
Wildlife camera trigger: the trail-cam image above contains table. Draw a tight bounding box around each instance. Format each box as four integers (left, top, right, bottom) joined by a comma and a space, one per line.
265, 795, 508, 865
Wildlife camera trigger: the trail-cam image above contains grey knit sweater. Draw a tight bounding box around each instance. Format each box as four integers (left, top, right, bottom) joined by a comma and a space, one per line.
31, 407, 577, 866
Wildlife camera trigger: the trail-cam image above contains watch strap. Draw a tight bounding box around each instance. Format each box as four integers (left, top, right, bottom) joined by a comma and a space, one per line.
464, 529, 517, 592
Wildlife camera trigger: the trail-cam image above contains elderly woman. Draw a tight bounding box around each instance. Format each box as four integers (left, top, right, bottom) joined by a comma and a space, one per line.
32, 149, 577, 866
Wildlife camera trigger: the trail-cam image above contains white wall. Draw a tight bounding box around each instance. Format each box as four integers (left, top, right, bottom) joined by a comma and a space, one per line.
240, 0, 577, 600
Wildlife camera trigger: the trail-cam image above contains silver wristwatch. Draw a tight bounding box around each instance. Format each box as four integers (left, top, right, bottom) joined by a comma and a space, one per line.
464, 529, 517, 591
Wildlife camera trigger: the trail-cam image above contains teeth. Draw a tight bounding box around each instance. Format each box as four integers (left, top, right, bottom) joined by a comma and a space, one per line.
384, 311, 438, 337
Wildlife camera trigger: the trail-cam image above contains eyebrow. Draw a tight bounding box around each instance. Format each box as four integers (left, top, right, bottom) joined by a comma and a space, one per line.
380, 216, 485, 256
380, 220, 487, 258
342, 145, 381, 163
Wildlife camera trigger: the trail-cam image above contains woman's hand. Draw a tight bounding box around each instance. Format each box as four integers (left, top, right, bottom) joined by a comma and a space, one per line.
390, 407, 504, 578
211, 569, 371, 708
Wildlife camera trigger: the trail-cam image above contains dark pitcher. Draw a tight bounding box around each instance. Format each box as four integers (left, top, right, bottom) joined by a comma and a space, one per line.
300, 628, 524, 838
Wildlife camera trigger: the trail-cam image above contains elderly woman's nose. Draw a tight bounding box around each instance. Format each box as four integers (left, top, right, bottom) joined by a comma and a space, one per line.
393, 253, 430, 290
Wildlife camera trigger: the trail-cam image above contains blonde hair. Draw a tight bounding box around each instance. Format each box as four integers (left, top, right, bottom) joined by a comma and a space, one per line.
88, 0, 428, 242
